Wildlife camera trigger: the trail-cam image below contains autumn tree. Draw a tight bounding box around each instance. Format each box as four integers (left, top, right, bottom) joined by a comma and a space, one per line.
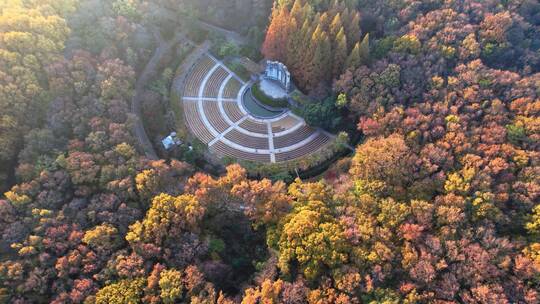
126, 193, 205, 262
350, 134, 418, 198
0, 1, 71, 188
231, 178, 292, 228
261, 0, 365, 93
95, 278, 146, 304
278, 180, 348, 280
262, 3, 292, 61
333, 28, 348, 77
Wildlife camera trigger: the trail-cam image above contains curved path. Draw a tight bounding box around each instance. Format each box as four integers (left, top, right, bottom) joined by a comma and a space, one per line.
131, 28, 210, 160
131, 28, 185, 160
178, 54, 334, 163
195, 19, 247, 46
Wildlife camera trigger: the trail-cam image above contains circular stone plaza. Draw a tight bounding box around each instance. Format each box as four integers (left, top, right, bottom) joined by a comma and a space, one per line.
181, 54, 334, 163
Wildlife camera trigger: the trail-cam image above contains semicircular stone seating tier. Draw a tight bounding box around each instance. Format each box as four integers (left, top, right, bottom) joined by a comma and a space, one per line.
181, 54, 334, 163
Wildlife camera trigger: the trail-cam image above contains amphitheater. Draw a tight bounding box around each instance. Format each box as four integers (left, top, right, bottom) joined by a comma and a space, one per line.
180, 54, 334, 163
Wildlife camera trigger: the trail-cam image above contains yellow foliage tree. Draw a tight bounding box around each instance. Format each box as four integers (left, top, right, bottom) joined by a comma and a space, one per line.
242, 279, 284, 304
126, 193, 205, 249
159, 269, 184, 304
278, 196, 348, 280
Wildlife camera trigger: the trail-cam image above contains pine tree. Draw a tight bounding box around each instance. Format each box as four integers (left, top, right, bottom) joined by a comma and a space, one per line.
346, 33, 370, 71
261, 4, 281, 60
343, 10, 361, 50
290, 0, 304, 21
319, 33, 332, 83
291, 18, 314, 87
329, 12, 343, 38
332, 27, 348, 78
359, 33, 370, 64
285, 17, 300, 68
346, 42, 361, 70
298, 24, 322, 91
307, 27, 332, 91
296, 20, 317, 90
287, 0, 310, 74
319, 12, 330, 32
261, 4, 291, 61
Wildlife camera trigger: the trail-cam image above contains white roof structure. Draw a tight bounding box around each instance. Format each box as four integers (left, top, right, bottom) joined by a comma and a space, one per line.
162, 132, 182, 150
264, 60, 291, 92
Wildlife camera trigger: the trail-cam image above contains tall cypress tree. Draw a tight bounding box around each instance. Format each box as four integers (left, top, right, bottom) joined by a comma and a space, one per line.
343, 9, 361, 50
333, 27, 348, 78
329, 12, 343, 38
262, 4, 279, 60
307, 27, 332, 91
358, 33, 370, 64
292, 18, 313, 88
319, 12, 330, 32
262, 0, 365, 92
290, 0, 304, 21
300, 24, 322, 91
285, 17, 300, 69
346, 41, 361, 70
261, 4, 291, 61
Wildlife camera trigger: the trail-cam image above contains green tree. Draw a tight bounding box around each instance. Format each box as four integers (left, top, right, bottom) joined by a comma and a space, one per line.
358, 33, 370, 63
303, 98, 342, 131
112, 0, 141, 21
346, 42, 362, 70
336, 92, 348, 108
305, 25, 331, 90
506, 123, 527, 145
343, 10, 361, 47
218, 42, 240, 59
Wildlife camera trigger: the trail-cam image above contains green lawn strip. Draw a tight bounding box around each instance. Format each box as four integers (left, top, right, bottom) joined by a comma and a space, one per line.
223, 60, 251, 82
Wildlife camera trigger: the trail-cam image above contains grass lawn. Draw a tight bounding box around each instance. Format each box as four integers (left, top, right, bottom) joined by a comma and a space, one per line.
224, 60, 251, 82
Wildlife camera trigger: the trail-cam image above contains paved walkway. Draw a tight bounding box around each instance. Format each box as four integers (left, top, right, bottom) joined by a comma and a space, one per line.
196, 20, 247, 45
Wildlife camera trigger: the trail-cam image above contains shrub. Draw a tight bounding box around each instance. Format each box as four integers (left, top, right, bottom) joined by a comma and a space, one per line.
218, 42, 240, 59
226, 61, 250, 82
